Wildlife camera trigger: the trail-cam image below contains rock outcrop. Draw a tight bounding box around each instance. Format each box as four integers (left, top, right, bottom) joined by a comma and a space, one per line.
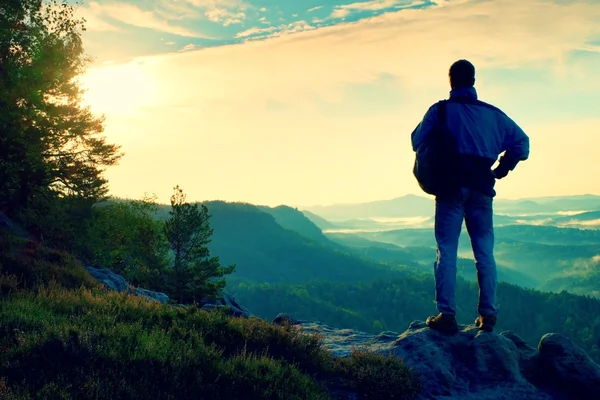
294, 320, 600, 400
85, 266, 170, 303
201, 292, 251, 318
84, 265, 250, 317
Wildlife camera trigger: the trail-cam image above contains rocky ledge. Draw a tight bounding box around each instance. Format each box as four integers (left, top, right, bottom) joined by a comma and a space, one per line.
274, 316, 600, 400
84, 265, 250, 317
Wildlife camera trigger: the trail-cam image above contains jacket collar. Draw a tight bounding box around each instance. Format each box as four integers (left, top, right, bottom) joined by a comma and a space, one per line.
449, 86, 478, 100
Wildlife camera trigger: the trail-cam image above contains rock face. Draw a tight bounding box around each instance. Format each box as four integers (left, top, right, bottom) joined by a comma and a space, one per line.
85, 266, 170, 303
297, 320, 600, 400
84, 266, 249, 317
201, 292, 251, 318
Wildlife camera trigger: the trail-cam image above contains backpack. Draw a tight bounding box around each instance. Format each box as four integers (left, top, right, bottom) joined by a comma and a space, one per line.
412, 100, 460, 196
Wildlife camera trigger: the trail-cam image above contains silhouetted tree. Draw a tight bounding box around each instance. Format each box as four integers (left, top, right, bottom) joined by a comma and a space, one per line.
0, 0, 121, 216
164, 186, 235, 303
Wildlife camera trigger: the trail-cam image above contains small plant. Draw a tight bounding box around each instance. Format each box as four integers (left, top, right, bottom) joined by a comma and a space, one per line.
329, 349, 424, 399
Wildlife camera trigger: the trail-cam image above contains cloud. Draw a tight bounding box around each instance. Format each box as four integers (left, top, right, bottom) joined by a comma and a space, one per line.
84, 0, 600, 118
579, 45, 600, 53
331, 8, 351, 19
330, 0, 429, 19
82, 0, 600, 205
236, 26, 277, 38
81, 1, 207, 37
236, 21, 315, 40
178, 0, 248, 26
205, 8, 246, 26
308, 6, 323, 13
180, 44, 199, 52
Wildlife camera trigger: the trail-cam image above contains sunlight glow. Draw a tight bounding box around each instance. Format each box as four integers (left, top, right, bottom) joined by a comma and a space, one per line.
80, 62, 159, 116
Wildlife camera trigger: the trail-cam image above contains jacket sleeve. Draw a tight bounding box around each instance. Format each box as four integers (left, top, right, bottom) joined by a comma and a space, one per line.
497, 117, 530, 174
411, 104, 438, 152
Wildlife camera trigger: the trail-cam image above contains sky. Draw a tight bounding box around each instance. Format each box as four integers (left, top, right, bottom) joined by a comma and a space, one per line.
75, 0, 600, 207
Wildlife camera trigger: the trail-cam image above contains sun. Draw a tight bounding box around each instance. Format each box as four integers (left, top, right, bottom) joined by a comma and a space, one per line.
79, 61, 159, 117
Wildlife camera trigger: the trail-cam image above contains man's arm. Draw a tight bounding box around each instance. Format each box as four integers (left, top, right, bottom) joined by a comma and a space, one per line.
493, 117, 530, 179
411, 104, 438, 152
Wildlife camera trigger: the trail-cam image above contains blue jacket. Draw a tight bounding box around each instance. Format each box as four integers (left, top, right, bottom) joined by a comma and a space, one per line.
411, 87, 530, 197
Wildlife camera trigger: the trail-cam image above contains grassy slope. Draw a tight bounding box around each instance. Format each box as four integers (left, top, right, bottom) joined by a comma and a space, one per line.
0, 231, 422, 400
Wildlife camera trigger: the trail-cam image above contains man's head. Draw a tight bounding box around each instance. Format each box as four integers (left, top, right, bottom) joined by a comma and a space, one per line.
449, 59, 475, 89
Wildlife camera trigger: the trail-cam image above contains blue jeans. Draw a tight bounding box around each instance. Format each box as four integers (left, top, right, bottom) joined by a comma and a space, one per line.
434, 187, 498, 317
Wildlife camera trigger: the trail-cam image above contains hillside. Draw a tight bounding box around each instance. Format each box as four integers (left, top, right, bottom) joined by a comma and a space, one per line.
329, 234, 540, 288
258, 205, 339, 247
197, 201, 406, 284
0, 232, 421, 400
302, 210, 339, 230
329, 226, 600, 293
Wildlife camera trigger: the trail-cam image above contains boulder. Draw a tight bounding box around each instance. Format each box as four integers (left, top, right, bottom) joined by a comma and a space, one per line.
133, 287, 170, 304
84, 266, 170, 304
534, 333, 600, 399
296, 320, 600, 400
85, 266, 129, 292
201, 292, 251, 318
273, 313, 302, 326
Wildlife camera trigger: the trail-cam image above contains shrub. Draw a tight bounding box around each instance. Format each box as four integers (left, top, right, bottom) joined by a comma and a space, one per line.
0, 286, 422, 400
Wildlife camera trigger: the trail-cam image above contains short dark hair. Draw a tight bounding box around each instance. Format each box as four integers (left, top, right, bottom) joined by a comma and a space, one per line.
449, 59, 475, 88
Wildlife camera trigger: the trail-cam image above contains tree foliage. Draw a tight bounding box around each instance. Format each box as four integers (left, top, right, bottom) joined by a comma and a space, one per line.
0, 0, 121, 216
83, 196, 170, 289
164, 186, 235, 303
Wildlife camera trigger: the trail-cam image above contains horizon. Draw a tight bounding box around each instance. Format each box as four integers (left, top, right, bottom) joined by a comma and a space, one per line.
76, 0, 600, 207
107, 192, 600, 210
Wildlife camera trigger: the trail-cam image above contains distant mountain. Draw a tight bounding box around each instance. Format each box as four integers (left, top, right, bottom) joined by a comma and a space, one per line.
328, 233, 540, 288
302, 194, 600, 221
302, 194, 435, 220
493, 240, 600, 283
258, 205, 337, 247
301, 210, 338, 230
197, 201, 405, 284
492, 225, 600, 245
325, 221, 600, 249
330, 224, 600, 294
542, 262, 600, 298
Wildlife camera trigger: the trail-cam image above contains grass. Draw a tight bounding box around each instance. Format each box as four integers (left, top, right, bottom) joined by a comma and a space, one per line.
0, 231, 422, 400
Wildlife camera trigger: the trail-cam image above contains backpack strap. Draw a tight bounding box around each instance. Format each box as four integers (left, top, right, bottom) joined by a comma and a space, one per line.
436, 100, 448, 133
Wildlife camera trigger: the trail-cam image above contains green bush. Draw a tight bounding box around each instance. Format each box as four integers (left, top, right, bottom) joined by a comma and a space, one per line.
330, 349, 423, 399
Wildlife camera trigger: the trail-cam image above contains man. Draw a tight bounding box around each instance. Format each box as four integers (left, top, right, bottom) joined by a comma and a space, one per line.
411, 59, 530, 334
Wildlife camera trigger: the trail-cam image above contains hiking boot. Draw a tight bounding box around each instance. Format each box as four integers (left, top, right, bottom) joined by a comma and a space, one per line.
426, 313, 458, 334
474, 315, 497, 332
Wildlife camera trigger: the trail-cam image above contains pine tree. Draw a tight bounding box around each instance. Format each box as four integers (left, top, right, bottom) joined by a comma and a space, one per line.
0, 0, 121, 216
164, 186, 235, 304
